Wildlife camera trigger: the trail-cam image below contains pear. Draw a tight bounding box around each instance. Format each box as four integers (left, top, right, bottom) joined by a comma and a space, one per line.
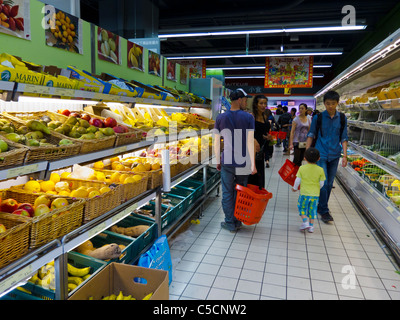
79, 133, 95, 140
27, 139, 40, 147
76, 127, 87, 135
17, 126, 29, 134
5, 133, 21, 143
59, 139, 73, 146
68, 130, 81, 139
1, 125, 14, 133
94, 131, 104, 139
99, 127, 115, 136
86, 125, 98, 134
66, 117, 78, 126
27, 120, 50, 135
78, 119, 90, 128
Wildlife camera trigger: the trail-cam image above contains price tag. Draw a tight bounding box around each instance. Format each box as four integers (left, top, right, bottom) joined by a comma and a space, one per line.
369, 188, 374, 194
53, 87, 74, 97
88, 222, 106, 238
24, 84, 51, 95
93, 92, 109, 101
135, 98, 144, 104
113, 146, 127, 155
112, 210, 128, 223
0, 265, 32, 294
7, 163, 39, 179
386, 206, 395, 214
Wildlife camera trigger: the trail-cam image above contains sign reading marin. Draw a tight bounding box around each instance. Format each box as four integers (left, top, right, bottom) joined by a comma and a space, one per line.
264, 56, 313, 88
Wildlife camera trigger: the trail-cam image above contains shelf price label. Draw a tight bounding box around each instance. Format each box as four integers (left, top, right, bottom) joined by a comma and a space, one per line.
88, 222, 106, 238
7, 163, 40, 179
113, 146, 127, 155
24, 84, 51, 95
0, 264, 32, 295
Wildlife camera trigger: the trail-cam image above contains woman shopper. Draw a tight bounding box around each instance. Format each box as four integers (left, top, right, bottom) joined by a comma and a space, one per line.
248, 95, 272, 189
289, 103, 311, 167
264, 108, 275, 168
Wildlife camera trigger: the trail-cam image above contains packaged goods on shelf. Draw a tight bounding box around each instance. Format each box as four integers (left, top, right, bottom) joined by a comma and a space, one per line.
68, 263, 169, 300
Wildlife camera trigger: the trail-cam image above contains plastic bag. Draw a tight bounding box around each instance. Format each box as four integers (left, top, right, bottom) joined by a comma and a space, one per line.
137, 235, 173, 284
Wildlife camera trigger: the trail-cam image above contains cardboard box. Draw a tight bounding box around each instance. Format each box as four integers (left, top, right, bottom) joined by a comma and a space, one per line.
68, 263, 169, 300
67, 66, 105, 93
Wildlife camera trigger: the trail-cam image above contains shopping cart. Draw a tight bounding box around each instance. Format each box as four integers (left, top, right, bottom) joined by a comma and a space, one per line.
278, 159, 299, 186
234, 184, 273, 225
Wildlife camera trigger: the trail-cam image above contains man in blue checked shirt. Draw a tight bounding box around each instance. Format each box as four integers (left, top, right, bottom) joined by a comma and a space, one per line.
305, 91, 348, 223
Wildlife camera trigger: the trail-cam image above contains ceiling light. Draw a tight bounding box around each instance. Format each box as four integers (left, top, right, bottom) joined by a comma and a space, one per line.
207, 63, 332, 71
159, 25, 367, 39
313, 74, 325, 78
168, 51, 342, 60
224, 74, 324, 79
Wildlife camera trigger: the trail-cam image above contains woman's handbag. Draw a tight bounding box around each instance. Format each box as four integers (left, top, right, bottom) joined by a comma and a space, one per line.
256, 141, 266, 161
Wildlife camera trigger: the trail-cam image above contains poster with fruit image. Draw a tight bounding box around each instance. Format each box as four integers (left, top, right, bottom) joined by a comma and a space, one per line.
180, 64, 188, 85
0, 0, 31, 40
127, 40, 144, 71
98, 27, 121, 65
166, 60, 176, 81
148, 50, 161, 77
45, 6, 83, 54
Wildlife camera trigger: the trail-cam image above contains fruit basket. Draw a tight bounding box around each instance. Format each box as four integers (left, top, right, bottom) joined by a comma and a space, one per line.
59, 178, 124, 223
0, 212, 32, 269
0, 188, 85, 248
3, 111, 116, 154
0, 136, 28, 169
60, 110, 143, 147
0, 113, 82, 163
94, 169, 149, 199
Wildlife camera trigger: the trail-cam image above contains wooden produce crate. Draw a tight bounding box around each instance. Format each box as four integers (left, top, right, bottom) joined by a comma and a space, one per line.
0, 212, 32, 269
95, 169, 149, 200
60, 178, 124, 223
62, 110, 143, 147
3, 111, 115, 154
0, 136, 28, 169
0, 188, 85, 248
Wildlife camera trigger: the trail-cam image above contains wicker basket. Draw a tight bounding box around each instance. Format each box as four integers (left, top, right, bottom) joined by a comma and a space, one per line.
0, 136, 28, 169
0, 188, 85, 248
0, 113, 81, 163
3, 111, 116, 154
60, 178, 124, 223
0, 212, 32, 268
58, 110, 143, 147
94, 169, 149, 200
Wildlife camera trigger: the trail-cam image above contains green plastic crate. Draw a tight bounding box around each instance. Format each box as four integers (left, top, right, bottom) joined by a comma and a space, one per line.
107, 214, 157, 259
170, 185, 195, 210
178, 179, 204, 199
134, 203, 179, 231
5, 251, 107, 300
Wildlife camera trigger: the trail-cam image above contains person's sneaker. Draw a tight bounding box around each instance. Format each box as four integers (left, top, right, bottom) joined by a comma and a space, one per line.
308, 226, 314, 233
235, 221, 243, 230
300, 221, 309, 231
321, 213, 334, 223
221, 222, 237, 233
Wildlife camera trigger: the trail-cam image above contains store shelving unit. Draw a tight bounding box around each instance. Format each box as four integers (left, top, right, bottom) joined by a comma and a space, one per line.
315, 30, 400, 265
0, 78, 220, 299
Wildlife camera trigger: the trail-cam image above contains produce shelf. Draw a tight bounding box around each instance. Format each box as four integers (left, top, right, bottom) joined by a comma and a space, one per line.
348, 141, 400, 178
348, 120, 400, 136
337, 164, 400, 265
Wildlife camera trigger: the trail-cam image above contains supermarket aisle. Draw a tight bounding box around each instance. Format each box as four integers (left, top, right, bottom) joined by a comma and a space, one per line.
168, 148, 400, 300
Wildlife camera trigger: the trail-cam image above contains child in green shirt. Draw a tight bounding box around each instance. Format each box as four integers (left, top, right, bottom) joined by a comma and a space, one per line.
292, 148, 326, 233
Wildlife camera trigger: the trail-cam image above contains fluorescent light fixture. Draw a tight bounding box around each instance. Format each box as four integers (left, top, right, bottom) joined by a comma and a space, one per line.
168, 51, 342, 60
225, 74, 324, 79
313, 74, 325, 78
159, 25, 367, 39
18, 96, 98, 104
207, 63, 332, 70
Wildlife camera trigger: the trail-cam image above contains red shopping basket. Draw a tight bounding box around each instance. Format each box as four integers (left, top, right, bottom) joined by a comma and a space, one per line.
270, 131, 287, 140
278, 159, 299, 186
234, 184, 273, 225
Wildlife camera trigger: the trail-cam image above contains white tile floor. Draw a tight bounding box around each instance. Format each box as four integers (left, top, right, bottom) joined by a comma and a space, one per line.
168, 148, 400, 300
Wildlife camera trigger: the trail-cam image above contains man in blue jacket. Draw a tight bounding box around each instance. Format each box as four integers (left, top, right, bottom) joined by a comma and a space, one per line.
214, 88, 257, 232
305, 91, 348, 223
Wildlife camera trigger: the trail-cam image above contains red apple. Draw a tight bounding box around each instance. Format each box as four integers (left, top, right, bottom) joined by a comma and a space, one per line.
89, 118, 104, 128
0, 199, 19, 213
104, 117, 117, 128
112, 126, 125, 133
13, 208, 30, 217
69, 112, 81, 118
34, 204, 50, 217
59, 109, 70, 116
17, 203, 35, 217
80, 113, 91, 121
0, 224, 6, 233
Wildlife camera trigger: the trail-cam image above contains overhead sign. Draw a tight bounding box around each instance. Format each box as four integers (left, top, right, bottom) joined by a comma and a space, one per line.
264, 56, 313, 88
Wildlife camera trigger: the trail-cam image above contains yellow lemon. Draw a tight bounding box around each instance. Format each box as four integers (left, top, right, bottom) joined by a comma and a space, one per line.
111, 162, 121, 170
115, 164, 125, 171
96, 172, 106, 181
110, 156, 120, 163
93, 161, 105, 169
99, 186, 111, 194
88, 173, 97, 180
50, 172, 61, 184
119, 173, 130, 183
25, 180, 41, 193
86, 187, 98, 194
58, 190, 71, 196
136, 164, 146, 172
88, 190, 101, 198
133, 175, 142, 182
70, 188, 88, 198
60, 172, 71, 179
110, 172, 121, 183
46, 190, 57, 195
144, 163, 151, 171
40, 180, 55, 192
123, 176, 137, 184
151, 163, 160, 171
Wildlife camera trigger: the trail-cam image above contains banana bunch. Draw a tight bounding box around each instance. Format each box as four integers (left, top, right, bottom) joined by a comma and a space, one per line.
90, 291, 153, 300
128, 43, 143, 69
28, 261, 92, 293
